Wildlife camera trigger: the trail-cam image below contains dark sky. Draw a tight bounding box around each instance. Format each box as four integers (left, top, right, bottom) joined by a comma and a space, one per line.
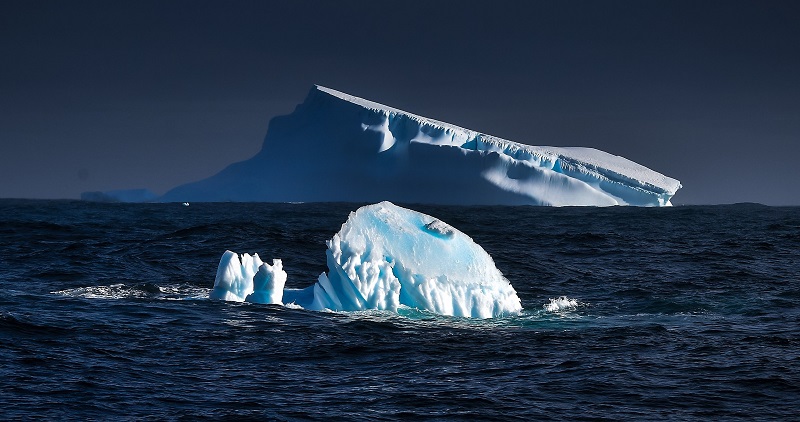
2, 0, 799, 204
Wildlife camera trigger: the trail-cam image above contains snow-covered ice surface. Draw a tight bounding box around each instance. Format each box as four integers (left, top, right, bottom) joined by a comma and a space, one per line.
161, 85, 681, 206
210, 201, 522, 318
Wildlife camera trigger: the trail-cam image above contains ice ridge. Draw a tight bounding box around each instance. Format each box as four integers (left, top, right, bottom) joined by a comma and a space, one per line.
313, 85, 680, 204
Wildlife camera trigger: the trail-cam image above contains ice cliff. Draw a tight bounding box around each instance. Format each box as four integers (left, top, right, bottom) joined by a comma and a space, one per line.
211, 201, 522, 318
161, 85, 681, 206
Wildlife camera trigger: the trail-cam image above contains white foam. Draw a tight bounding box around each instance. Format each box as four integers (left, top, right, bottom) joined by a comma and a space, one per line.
543, 296, 581, 312
52, 283, 209, 300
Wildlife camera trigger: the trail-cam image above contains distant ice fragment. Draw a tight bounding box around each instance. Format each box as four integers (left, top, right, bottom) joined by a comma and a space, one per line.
211, 202, 522, 318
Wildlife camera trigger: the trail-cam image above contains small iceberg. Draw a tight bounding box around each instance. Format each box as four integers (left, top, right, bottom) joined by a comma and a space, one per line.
210, 201, 522, 318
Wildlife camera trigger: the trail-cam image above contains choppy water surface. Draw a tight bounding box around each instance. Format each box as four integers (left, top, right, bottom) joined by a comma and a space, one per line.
1, 200, 798, 420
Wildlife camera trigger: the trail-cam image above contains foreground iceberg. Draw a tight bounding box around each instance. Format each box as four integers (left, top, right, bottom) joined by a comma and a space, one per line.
161, 85, 681, 206
210, 202, 522, 318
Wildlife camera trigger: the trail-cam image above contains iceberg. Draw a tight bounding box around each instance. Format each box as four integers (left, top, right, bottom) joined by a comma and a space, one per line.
210, 201, 522, 318
209, 251, 287, 304
161, 85, 681, 206
81, 188, 157, 203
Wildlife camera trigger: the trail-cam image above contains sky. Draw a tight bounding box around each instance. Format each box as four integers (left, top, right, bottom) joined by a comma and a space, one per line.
1, 0, 799, 205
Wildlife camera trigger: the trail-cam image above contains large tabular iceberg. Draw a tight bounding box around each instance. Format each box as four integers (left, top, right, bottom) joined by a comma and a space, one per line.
210, 201, 522, 318
161, 85, 681, 206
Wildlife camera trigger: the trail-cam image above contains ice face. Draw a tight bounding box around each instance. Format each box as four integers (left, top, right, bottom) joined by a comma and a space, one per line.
246, 259, 286, 305
209, 251, 286, 304
210, 202, 522, 318
161, 86, 681, 206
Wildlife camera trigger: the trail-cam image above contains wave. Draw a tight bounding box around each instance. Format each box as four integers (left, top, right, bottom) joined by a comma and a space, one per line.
52, 283, 209, 300
543, 296, 583, 312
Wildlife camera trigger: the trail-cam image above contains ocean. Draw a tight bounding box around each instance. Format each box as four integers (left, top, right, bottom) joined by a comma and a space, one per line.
1, 200, 798, 420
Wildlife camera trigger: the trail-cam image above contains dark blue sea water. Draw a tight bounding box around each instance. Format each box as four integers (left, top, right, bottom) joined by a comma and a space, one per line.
1, 200, 799, 420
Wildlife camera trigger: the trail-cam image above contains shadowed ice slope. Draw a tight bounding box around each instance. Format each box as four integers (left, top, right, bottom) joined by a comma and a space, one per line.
161, 86, 681, 206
